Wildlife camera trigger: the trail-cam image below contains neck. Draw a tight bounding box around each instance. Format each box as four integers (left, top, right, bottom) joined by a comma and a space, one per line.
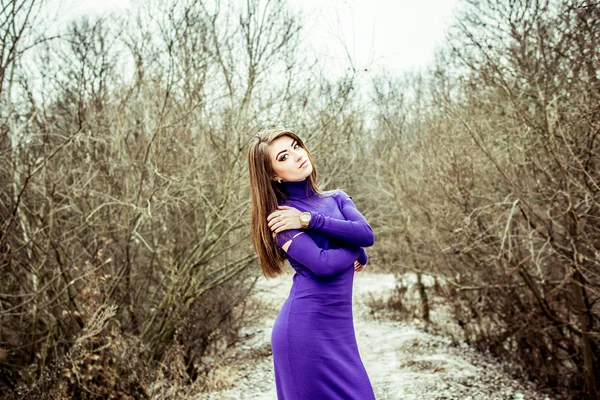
280, 177, 315, 200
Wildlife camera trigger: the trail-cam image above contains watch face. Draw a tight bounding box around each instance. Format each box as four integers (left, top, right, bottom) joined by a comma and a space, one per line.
301, 214, 309, 222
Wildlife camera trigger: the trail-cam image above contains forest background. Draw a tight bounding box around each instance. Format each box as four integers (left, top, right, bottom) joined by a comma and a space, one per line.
0, 0, 598, 399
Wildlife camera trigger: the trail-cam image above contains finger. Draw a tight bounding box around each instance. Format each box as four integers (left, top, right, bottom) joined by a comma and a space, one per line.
274, 221, 291, 233
270, 221, 286, 232
268, 218, 282, 229
268, 214, 283, 227
278, 205, 291, 209
268, 210, 286, 221
274, 223, 289, 233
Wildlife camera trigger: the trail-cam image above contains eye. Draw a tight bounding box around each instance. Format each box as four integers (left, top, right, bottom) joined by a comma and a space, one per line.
278, 142, 301, 161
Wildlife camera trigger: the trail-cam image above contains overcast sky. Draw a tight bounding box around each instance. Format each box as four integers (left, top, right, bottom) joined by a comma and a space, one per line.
288, 0, 459, 74
46, 0, 459, 76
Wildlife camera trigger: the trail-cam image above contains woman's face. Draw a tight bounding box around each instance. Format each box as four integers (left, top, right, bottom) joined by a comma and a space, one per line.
268, 135, 313, 182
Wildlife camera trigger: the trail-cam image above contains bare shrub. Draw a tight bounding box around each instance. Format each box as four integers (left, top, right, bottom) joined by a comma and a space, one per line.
175, 272, 258, 383
0, 0, 307, 396
367, 1, 600, 398
365, 281, 409, 321
0, 0, 375, 396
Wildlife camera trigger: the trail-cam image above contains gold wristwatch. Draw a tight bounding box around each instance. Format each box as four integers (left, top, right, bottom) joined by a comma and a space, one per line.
299, 211, 311, 228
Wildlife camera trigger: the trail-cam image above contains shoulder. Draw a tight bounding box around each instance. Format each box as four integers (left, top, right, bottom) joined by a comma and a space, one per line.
318, 189, 337, 198
332, 189, 353, 203
315, 189, 354, 208
319, 189, 351, 199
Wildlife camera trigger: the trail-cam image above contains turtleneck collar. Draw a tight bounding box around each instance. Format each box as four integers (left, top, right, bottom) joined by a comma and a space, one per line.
280, 177, 316, 200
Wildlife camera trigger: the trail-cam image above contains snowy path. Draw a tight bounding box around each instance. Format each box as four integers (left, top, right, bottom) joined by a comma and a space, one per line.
199, 272, 551, 400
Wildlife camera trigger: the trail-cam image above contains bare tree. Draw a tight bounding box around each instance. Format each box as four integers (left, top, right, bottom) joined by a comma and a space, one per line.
368, 0, 599, 398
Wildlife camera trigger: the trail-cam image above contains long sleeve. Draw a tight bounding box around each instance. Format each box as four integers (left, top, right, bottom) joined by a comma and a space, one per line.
276, 229, 362, 277
357, 247, 368, 266
307, 191, 375, 247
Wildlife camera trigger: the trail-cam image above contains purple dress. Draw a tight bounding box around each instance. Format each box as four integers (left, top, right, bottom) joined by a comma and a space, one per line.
272, 178, 376, 400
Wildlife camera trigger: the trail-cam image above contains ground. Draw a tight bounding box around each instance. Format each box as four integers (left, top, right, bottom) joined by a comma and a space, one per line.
199, 271, 553, 400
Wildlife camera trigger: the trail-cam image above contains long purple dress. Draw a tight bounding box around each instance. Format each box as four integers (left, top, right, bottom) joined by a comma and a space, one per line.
272, 178, 376, 400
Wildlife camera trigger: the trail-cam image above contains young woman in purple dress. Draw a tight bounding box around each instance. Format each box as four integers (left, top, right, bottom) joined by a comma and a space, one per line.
247, 128, 376, 399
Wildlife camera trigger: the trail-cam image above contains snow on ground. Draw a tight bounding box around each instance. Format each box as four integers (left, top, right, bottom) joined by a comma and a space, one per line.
199, 271, 552, 400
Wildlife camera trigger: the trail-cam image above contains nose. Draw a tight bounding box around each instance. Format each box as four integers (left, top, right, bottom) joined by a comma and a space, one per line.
290, 148, 302, 160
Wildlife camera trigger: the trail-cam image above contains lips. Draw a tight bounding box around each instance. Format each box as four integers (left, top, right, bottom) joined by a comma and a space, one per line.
299, 160, 308, 169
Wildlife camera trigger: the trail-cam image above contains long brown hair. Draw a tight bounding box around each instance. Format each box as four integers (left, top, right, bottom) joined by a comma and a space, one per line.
247, 128, 322, 277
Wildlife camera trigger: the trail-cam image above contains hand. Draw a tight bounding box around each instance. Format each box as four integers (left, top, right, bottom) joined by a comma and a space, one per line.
267, 205, 303, 234
354, 260, 365, 272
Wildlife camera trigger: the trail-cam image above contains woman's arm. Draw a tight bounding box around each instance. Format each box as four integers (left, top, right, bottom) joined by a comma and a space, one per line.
275, 229, 362, 277
307, 191, 375, 247
357, 247, 368, 266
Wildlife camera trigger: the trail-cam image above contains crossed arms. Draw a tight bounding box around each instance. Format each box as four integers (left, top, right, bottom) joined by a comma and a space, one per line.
275, 191, 374, 276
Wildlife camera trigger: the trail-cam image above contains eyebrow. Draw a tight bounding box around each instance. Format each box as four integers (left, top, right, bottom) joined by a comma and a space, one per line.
275, 138, 296, 160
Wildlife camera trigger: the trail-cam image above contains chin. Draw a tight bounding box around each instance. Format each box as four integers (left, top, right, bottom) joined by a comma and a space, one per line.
302, 166, 313, 178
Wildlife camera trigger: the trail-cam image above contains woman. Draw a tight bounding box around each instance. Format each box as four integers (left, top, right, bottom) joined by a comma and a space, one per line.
247, 128, 376, 400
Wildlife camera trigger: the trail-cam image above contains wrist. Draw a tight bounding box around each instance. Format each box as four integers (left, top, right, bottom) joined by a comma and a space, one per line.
299, 211, 311, 229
